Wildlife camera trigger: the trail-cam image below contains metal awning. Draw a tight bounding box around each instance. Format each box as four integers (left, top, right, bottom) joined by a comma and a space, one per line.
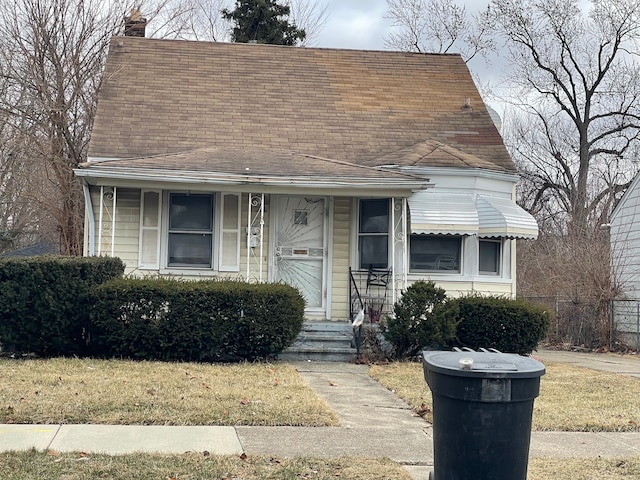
407, 191, 539, 239
408, 192, 479, 235
476, 195, 538, 239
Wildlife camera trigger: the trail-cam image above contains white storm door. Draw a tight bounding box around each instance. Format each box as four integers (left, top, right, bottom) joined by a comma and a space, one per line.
273, 196, 326, 310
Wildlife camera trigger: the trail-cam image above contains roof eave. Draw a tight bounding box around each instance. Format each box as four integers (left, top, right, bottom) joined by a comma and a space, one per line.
73, 167, 433, 195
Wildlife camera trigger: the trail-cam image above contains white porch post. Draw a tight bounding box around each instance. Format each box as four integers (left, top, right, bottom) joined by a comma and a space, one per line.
83, 183, 95, 256
258, 195, 265, 282
402, 197, 408, 289
246, 193, 252, 280
98, 186, 104, 256
391, 197, 408, 306
111, 187, 117, 257
246, 193, 265, 282
391, 197, 396, 306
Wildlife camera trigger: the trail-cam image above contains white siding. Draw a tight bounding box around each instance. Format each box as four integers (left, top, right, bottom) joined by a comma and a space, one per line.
88, 187, 140, 273
611, 175, 640, 300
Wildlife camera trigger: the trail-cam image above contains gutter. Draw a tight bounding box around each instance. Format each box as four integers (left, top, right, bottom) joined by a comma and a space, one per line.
73, 168, 432, 191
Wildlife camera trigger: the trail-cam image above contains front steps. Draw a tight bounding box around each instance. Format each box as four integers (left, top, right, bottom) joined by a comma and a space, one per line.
279, 321, 356, 362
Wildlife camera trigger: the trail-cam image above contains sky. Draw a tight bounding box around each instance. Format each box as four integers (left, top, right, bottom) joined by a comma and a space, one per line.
313, 0, 391, 51
313, 0, 490, 51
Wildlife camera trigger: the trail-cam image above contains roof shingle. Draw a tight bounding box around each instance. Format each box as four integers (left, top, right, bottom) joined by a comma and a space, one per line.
88, 37, 514, 174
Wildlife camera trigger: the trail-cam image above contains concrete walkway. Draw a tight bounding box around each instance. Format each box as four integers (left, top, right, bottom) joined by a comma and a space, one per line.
0, 349, 639, 480
536, 348, 640, 378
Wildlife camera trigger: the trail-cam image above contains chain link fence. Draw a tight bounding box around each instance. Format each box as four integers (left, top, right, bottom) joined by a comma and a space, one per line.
610, 299, 640, 351
521, 296, 604, 348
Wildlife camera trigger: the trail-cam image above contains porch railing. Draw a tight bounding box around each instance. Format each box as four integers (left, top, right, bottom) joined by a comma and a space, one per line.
349, 267, 393, 323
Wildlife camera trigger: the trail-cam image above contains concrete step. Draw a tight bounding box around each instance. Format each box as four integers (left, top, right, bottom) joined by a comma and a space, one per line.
280, 322, 356, 362
278, 346, 356, 363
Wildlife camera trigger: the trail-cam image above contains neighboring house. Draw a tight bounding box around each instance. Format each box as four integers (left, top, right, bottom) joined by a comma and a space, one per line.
610, 172, 640, 297
74, 33, 538, 322
609, 173, 640, 345
1, 242, 59, 257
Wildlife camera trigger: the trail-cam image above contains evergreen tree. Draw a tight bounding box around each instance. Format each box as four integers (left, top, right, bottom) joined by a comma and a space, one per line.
222, 0, 306, 45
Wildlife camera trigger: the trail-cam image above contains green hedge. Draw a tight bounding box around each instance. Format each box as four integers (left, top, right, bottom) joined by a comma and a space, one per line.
450, 295, 551, 354
89, 278, 305, 361
0, 256, 125, 356
382, 281, 458, 359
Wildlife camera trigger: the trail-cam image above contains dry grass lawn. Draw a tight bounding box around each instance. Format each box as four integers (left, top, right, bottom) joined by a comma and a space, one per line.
369, 361, 640, 432
528, 456, 640, 479
0, 451, 412, 480
1, 451, 640, 479
0, 358, 338, 426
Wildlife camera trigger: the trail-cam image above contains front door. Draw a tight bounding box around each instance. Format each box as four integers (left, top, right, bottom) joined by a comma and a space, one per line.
272, 196, 326, 312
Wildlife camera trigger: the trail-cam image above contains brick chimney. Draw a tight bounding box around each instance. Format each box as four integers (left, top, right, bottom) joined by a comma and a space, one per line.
124, 9, 147, 37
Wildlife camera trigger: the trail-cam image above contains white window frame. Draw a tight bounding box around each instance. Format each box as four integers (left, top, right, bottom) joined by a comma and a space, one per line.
409, 234, 462, 274
138, 190, 245, 274
357, 198, 391, 270
478, 238, 502, 276
166, 192, 215, 269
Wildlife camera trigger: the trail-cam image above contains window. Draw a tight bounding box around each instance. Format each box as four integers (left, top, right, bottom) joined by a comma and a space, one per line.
479, 239, 501, 275
359, 199, 389, 269
168, 193, 213, 267
139, 191, 241, 272
410, 235, 461, 273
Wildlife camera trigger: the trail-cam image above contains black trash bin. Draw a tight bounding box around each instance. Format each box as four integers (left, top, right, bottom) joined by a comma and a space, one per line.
423, 349, 545, 480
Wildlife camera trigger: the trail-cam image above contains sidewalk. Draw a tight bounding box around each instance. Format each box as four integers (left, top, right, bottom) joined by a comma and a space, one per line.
536, 348, 640, 378
1, 350, 639, 480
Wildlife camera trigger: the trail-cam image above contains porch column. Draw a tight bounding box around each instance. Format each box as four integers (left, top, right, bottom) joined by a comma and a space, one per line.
111, 187, 117, 257
98, 186, 104, 255
391, 197, 408, 305
82, 183, 95, 256
246, 193, 265, 282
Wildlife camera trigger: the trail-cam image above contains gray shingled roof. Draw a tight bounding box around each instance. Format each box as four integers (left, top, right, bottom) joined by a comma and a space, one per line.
85, 37, 514, 177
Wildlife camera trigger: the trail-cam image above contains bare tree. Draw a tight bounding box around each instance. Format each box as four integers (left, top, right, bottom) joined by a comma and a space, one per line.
384, 0, 494, 62
0, 0, 199, 255
285, 0, 328, 46
179, 0, 230, 41
492, 0, 640, 238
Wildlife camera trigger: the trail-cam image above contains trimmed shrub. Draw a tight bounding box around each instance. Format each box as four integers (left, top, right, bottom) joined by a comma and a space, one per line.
382, 281, 458, 359
450, 295, 551, 354
0, 256, 125, 356
89, 278, 305, 362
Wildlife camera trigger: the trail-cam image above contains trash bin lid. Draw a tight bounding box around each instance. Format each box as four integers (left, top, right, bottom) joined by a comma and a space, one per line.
423, 350, 545, 378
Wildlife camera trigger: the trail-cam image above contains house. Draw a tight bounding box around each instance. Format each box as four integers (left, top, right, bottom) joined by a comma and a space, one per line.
74, 34, 538, 324
609, 173, 640, 347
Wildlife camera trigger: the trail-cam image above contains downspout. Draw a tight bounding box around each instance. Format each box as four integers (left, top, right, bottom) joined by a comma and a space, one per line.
82, 183, 95, 256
